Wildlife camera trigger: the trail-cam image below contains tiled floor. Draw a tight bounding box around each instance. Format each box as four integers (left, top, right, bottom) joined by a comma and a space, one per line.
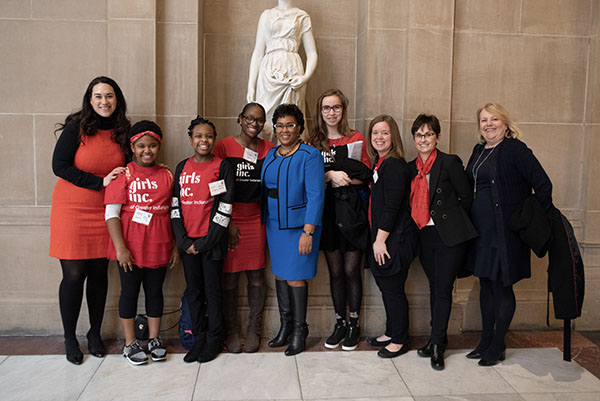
1, 332, 599, 401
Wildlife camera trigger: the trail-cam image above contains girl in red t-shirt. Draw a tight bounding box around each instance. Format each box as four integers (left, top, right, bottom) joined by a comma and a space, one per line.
171, 116, 235, 364
104, 120, 177, 365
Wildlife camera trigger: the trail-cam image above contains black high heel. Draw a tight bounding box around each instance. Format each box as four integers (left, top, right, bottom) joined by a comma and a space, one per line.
478, 350, 506, 367
86, 331, 106, 358
65, 339, 83, 365
430, 344, 445, 370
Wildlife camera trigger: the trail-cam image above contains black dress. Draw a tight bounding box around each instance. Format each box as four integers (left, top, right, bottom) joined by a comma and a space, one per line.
468, 148, 501, 280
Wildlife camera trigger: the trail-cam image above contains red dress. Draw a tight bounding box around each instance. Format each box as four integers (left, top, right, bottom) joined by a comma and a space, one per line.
104, 162, 174, 268
213, 136, 274, 273
50, 129, 125, 259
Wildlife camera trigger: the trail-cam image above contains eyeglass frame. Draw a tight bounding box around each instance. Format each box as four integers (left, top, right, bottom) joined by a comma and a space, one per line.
413, 132, 437, 140
273, 122, 300, 131
241, 114, 266, 125
321, 104, 343, 114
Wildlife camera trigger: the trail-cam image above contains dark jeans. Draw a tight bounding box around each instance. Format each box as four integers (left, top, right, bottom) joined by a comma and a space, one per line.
419, 226, 467, 345
181, 252, 223, 345
373, 268, 409, 344
118, 265, 167, 318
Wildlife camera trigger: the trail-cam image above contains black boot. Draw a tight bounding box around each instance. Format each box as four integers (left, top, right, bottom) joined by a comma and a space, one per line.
417, 340, 432, 358
184, 333, 206, 363
431, 344, 445, 370
285, 284, 309, 356
268, 280, 293, 348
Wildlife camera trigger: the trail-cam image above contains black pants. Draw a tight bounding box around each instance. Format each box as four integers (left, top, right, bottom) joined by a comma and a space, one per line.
118, 265, 167, 319
58, 258, 109, 341
419, 226, 467, 345
181, 252, 223, 345
373, 268, 409, 344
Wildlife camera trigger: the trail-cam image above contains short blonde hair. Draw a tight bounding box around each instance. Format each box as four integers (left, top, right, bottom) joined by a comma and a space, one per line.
367, 114, 404, 163
477, 102, 522, 144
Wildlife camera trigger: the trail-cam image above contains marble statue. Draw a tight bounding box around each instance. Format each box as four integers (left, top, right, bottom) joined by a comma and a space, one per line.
247, 0, 318, 141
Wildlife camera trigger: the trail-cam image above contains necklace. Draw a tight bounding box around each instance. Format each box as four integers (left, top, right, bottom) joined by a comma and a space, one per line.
277, 141, 301, 157
471, 145, 497, 199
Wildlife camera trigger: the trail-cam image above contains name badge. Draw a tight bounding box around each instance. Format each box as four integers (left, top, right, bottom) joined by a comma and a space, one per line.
209, 179, 227, 196
243, 147, 258, 164
132, 208, 153, 226
373, 170, 379, 184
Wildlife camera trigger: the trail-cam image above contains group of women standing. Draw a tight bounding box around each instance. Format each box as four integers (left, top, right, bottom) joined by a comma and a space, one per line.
50, 76, 554, 371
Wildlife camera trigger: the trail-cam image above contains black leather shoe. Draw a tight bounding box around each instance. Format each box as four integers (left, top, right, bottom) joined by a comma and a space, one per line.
65, 339, 83, 365
86, 331, 106, 358
377, 344, 409, 359
466, 349, 484, 359
417, 341, 432, 358
367, 336, 392, 347
430, 344, 445, 370
478, 350, 506, 367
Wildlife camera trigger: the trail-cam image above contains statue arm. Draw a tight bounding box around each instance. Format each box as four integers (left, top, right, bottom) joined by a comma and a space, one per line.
290, 29, 318, 90
247, 13, 268, 102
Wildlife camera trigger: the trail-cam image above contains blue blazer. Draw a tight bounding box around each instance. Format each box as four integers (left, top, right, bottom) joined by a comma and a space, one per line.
261, 143, 325, 230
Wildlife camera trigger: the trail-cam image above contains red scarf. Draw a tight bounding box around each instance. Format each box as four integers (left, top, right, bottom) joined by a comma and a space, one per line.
410, 149, 437, 229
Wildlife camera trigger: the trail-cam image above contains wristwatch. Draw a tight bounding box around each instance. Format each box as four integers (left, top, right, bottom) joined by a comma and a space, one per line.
302, 230, 314, 236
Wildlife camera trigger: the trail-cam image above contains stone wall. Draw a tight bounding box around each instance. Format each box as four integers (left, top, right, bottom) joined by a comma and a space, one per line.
0, 0, 598, 339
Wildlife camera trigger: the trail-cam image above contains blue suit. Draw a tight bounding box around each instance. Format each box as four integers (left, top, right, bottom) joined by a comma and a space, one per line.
261, 144, 325, 280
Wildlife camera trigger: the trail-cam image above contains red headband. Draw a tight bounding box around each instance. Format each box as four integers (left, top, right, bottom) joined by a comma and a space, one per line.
130, 131, 162, 144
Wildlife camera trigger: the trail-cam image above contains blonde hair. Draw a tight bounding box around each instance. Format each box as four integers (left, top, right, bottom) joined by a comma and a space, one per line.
477, 102, 522, 144
367, 114, 404, 163
307, 89, 352, 152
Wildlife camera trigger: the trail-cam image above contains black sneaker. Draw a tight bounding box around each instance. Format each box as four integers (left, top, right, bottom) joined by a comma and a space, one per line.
342, 323, 360, 351
148, 337, 167, 362
123, 340, 148, 365
324, 322, 347, 349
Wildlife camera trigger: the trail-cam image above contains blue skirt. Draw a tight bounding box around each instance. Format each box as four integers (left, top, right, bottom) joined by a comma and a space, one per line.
266, 196, 321, 281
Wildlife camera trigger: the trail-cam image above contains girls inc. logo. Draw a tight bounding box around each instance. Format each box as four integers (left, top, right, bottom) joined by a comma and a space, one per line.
178, 171, 202, 197
128, 177, 158, 203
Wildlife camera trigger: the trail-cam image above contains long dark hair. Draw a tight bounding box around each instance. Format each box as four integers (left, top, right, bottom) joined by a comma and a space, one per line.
54, 76, 130, 152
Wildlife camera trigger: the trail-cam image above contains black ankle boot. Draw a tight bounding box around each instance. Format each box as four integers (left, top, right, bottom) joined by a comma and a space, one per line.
268, 280, 293, 348
285, 284, 308, 356
417, 340, 432, 358
431, 344, 445, 370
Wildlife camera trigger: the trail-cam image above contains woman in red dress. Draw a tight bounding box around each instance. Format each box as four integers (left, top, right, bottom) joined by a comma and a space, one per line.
50, 76, 129, 364
213, 103, 274, 353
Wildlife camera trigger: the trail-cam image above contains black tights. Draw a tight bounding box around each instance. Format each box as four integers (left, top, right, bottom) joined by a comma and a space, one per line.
324, 249, 362, 323
58, 258, 109, 341
222, 269, 265, 291
477, 278, 516, 357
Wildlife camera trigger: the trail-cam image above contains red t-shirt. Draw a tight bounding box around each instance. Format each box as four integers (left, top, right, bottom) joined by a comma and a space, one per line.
104, 162, 174, 268
176, 157, 223, 238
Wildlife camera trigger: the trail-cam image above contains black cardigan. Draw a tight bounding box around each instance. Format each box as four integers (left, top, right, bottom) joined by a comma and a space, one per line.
367, 156, 418, 276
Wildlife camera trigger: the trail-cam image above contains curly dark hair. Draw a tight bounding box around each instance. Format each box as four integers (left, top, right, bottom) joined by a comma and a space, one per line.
54, 76, 130, 153
272, 103, 305, 135
187, 116, 217, 137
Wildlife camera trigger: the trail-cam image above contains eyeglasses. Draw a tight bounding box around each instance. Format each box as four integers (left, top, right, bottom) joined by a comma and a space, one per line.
274, 123, 299, 131
242, 114, 265, 125
414, 132, 436, 140
321, 104, 343, 114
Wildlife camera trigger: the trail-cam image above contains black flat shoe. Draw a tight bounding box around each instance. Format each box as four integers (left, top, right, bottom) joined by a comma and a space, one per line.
478, 350, 506, 367
377, 344, 409, 359
86, 331, 106, 358
65, 339, 83, 365
367, 336, 392, 347
417, 341, 432, 358
466, 349, 485, 359
430, 344, 445, 371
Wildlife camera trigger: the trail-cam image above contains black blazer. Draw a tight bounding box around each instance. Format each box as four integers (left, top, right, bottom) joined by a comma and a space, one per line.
368, 156, 418, 277
409, 150, 478, 247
